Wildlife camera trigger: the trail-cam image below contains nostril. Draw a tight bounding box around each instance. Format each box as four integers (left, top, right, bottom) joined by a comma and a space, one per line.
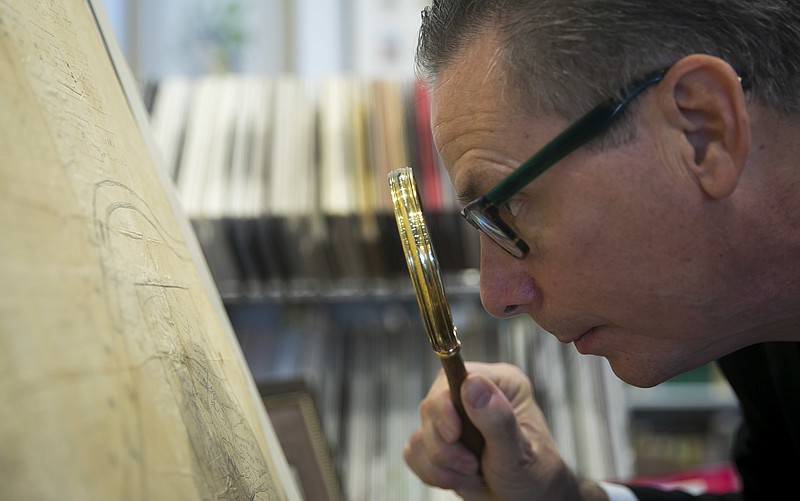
504, 305, 518, 314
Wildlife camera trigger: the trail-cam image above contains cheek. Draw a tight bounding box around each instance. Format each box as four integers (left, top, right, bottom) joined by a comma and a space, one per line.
527, 147, 700, 311
534, 191, 670, 312
540, 200, 714, 334
537, 196, 632, 273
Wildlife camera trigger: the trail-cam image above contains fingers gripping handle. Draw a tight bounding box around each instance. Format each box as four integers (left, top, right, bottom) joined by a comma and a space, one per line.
441, 354, 485, 458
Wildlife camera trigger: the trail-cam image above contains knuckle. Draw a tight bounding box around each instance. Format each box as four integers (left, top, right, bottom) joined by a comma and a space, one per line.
429, 447, 452, 465
425, 469, 461, 490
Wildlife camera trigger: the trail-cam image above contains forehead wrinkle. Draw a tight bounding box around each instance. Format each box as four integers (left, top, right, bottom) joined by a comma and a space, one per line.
449, 146, 521, 207
433, 111, 508, 158
430, 28, 520, 207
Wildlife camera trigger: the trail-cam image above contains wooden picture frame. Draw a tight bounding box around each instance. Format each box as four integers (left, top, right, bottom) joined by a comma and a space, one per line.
259, 379, 344, 501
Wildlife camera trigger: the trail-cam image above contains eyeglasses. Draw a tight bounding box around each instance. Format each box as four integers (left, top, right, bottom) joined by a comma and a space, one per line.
461, 68, 719, 259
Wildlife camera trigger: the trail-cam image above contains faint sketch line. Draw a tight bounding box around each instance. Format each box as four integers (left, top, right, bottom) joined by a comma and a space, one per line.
94, 179, 191, 262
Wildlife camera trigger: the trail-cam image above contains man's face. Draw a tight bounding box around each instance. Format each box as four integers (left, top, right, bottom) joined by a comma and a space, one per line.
430, 34, 745, 387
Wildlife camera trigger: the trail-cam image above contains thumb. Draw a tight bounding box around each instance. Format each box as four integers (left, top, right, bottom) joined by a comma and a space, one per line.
460, 373, 579, 500
461, 374, 521, 458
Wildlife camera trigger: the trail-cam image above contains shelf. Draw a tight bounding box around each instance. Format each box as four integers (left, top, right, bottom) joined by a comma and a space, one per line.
626, 382, 737, 411
219, 269, 482, 304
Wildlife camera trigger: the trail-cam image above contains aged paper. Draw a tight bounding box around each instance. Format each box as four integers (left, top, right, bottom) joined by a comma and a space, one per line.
0, 1, 298, 499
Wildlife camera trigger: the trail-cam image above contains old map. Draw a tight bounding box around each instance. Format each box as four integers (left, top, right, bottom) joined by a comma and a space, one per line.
0, 1, 297, 499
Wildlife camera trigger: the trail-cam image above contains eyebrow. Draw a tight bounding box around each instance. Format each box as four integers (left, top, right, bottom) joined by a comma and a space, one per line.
455, 175, 482, 207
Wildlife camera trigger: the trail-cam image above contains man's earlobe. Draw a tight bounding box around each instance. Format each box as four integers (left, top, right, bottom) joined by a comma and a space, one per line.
657, 55, 750, 199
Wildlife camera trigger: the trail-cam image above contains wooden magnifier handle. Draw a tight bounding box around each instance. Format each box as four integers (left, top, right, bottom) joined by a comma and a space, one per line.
441, 353, 485, 456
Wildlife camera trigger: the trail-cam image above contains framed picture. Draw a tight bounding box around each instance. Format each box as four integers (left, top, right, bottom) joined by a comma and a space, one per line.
259, 379, 343, 501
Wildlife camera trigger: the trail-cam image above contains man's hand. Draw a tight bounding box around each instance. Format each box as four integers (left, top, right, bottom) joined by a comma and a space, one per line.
403, 362, 608, 500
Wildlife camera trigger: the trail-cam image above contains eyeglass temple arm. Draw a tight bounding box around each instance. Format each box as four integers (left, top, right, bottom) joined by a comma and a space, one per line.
485, 67, 751, 206
485, 71, 669, 204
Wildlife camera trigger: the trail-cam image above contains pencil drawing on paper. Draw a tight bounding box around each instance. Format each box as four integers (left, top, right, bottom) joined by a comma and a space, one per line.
0, 0, 288, 498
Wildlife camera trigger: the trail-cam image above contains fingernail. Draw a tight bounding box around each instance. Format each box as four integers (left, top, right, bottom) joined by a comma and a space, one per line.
464, 377, 491, 409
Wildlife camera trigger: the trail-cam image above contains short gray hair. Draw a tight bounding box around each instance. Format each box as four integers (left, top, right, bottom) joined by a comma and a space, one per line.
417, 0, 800, 123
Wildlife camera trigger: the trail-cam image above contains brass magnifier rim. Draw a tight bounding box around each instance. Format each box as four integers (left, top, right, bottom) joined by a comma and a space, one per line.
388, 167, 460, 358
388, 167, 485, 459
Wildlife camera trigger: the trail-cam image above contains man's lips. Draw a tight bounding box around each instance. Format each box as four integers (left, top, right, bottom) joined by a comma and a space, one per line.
556, 326, 597, 344
573, 326, 601, 354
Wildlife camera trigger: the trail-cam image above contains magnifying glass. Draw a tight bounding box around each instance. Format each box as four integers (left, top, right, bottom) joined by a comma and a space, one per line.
388, 167, 485, 457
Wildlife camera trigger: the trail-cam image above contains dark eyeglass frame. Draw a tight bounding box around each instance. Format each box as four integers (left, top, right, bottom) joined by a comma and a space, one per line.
461, 67, 750, 259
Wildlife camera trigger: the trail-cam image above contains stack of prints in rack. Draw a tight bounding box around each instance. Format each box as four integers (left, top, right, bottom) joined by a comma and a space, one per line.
149, 75, 479, 297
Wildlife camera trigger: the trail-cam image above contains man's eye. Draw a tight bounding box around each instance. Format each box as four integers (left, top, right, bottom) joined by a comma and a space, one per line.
501, 199, 524, 218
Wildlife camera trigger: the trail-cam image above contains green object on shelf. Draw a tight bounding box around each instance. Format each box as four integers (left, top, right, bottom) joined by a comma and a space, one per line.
667, 363, 719, 384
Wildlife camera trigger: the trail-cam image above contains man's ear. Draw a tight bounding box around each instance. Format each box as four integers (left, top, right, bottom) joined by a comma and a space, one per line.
654, 54, 750, 199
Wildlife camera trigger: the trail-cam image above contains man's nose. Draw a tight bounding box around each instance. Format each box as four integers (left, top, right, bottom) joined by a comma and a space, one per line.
478, 234, 537, 318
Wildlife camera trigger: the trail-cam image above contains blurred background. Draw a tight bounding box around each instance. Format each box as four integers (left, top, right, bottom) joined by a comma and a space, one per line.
102, 0, 424, 81
99, 1, 742, 500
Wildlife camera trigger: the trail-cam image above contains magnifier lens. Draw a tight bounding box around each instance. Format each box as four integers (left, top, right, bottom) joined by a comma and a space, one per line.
388, 167, 485, 458
387, 167, 460, 357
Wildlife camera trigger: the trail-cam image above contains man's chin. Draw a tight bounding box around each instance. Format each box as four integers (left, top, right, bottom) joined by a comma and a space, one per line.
606, 360, 675, 388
